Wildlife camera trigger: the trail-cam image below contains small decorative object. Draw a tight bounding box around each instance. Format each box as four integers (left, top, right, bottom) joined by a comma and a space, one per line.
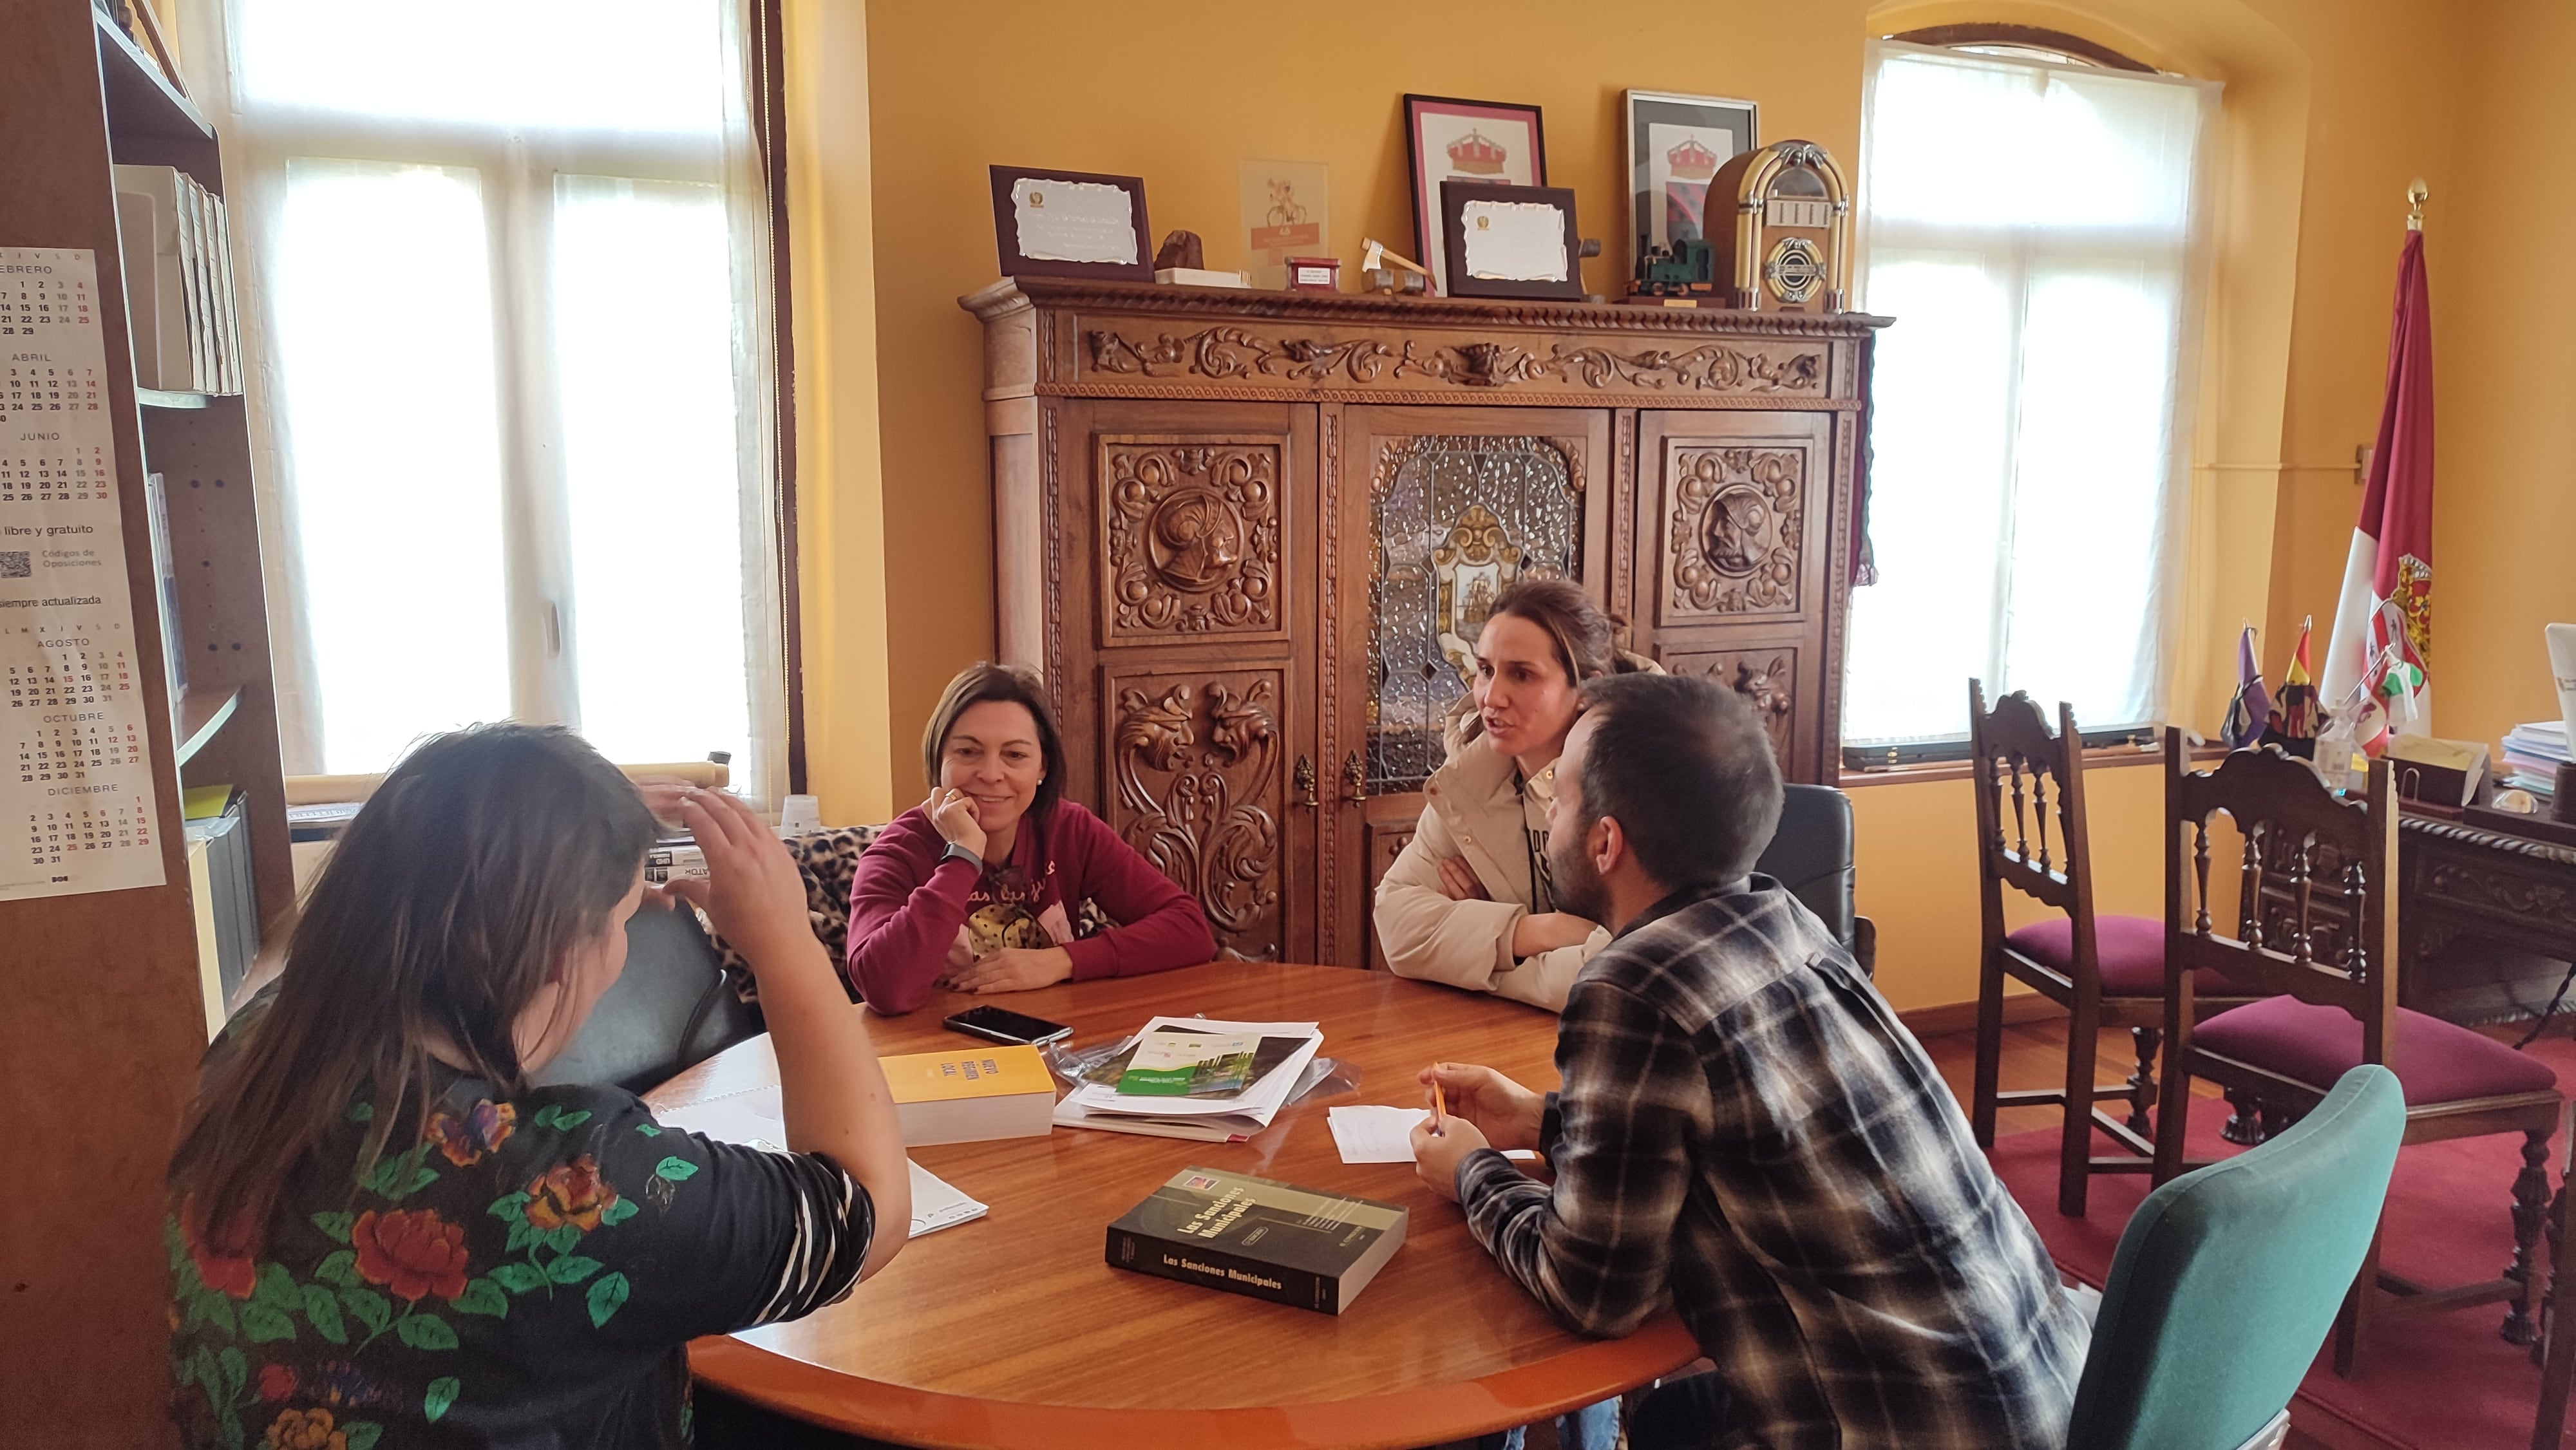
1283, 256, 1341, 294
1623, 90, 1757, 281
1403, 95, 1547, 296
989, 165, 1151, 281
2264, 616, 2319, 760
1704, 140, 1851, 312
1436, 181, 1583, 301
1361, 238, 1433, 296
1151, 229, 1249, 288
1239, 160, 1331, 290
2221, 624, 2271, 749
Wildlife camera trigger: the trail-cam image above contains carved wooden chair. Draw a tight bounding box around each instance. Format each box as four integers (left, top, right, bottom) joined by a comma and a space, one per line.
1969, 683, 2262, 1217
2154, 734, 2564, 1374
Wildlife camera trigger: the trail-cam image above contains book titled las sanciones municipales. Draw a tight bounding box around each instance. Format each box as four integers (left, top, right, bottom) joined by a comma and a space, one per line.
1106, 1167, 1406, 1314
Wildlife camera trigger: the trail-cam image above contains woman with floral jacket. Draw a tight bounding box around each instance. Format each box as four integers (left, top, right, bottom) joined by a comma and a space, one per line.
164, 725, 909, 1449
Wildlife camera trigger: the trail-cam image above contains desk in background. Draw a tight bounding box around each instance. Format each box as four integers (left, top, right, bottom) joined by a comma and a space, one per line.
2400, 812, 2576, 1026
647, 963, 1697, 1450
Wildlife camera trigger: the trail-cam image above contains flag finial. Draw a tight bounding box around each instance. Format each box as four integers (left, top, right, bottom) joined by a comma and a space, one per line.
2406, 178, 2429, 231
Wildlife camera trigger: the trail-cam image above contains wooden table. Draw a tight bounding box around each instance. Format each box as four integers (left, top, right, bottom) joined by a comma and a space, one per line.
647, 963, 1699, 1450
2399, 813, 2576, 1025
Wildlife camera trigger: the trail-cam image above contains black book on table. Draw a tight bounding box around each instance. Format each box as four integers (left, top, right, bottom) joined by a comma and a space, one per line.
1105, 1166, 1407, 1315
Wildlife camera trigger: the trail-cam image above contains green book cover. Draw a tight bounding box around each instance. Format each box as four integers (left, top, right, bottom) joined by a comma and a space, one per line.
1113, 1029, 1258, 1098
1105, 1167, 1408, 1313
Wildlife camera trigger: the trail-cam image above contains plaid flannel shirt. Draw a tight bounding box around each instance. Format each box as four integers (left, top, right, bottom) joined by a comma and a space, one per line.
1457, 878, 2087, 1449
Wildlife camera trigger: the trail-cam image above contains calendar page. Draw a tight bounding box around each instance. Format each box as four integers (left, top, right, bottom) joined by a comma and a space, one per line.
1, 247, 166, 900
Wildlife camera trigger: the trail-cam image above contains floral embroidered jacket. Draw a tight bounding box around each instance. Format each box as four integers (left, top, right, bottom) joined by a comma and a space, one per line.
167, 1061, 872, 1449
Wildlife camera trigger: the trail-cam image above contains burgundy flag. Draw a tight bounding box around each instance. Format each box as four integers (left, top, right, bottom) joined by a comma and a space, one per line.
2320, 229, 2434, 739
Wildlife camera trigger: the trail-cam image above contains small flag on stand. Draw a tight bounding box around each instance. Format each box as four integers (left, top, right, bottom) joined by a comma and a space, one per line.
2267, 617, 2319, 758
2221, 625, 2271, 749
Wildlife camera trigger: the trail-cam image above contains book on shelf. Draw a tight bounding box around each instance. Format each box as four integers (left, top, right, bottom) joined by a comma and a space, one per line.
1106, 1166, 1407, 1315
142, 471, 184, 716
882, 1044, 1056, 1146
109, 164, 242, 395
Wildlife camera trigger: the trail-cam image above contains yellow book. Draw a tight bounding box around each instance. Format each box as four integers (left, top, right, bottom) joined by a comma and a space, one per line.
879, 1045, 1056, 1146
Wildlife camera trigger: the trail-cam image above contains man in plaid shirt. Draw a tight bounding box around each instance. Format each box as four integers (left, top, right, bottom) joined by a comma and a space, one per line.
1412, 674, 2087, 1449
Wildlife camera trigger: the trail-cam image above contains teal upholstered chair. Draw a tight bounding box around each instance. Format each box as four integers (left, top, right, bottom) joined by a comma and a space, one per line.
2065, 1064, 2405, 1450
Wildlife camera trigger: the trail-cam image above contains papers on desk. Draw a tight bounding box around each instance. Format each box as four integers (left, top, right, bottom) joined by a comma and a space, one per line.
1327, 1106, 1539, 1165
652, 1087, 987, 1239
1055, 1015, 1321, 1142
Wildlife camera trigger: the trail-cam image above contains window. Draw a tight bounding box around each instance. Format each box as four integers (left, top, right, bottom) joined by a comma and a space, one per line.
180, 0, 790, 797
1841, 40, 2218, 755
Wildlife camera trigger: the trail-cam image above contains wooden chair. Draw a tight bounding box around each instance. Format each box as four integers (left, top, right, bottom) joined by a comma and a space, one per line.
1969, 683, 2260, 1216
2154, 734, 2564, 1374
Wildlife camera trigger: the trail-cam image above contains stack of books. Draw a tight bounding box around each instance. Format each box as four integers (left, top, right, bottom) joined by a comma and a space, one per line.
1054, 1016, 1323, 1142
2503, 722, 2570, 800
110, 165, 243, 395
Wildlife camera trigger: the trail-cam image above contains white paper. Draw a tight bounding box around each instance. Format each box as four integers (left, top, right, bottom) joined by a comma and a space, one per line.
653, 1085, 987, 1239
2, 248, 167, 901
1327, 1105, 1538, 1164
1012, 177, 1137, 265
2548, 623, 2576, 750
1460, 200, 1567, 283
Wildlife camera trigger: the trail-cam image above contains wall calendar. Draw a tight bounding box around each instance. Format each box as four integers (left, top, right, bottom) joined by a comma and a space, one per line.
1, 247, 166, 901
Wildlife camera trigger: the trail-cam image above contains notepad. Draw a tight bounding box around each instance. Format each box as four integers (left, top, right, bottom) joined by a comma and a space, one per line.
1327, 1105, 1537, 1164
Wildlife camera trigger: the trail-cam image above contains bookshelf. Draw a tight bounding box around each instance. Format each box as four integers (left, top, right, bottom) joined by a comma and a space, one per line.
0, 3, 289, 1440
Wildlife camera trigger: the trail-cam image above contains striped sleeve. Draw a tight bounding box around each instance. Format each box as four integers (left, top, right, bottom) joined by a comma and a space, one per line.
736, 1148, 873, 1326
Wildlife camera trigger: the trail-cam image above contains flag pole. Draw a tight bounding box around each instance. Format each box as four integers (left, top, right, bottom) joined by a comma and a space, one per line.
2406, 178, 2428, 231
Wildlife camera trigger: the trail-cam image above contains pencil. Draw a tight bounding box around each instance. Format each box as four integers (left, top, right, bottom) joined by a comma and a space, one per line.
1432, 1078, 1446, 1135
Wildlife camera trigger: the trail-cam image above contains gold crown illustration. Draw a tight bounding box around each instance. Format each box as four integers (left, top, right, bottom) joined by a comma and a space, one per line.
1665, 137, 1719, 181
1447, 129, 1508, 175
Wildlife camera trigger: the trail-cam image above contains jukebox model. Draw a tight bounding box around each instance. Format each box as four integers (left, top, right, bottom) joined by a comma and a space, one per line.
1705, 140, 1852, 313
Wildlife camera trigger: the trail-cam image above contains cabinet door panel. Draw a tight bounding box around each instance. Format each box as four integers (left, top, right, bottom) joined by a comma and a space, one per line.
1656, 641, 1809, 777
1099, 662, 1291, 962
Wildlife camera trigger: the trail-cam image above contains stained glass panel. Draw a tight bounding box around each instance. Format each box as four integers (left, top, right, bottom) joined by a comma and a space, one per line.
1367, 435, 1579, 792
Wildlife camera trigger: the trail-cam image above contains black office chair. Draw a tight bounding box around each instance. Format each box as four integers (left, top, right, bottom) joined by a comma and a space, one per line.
1753, 782, 1874, 975
535, 903, 764, 1093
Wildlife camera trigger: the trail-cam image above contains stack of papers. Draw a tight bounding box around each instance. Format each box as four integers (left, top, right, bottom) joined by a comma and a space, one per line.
2505, 721, 2570, 798
652, 1086, 989, 1239
1055, 1015, 1323, 1142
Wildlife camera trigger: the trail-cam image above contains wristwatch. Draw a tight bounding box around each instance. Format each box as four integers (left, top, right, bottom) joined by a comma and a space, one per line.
940, 840, 984, 872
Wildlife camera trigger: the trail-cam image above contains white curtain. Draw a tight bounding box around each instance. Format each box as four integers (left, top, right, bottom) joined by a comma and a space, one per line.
171, 0, 788, 805
1843, 41, 2219, 747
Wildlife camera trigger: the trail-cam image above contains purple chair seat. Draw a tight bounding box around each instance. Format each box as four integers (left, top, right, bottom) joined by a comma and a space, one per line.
2194, 995, 2561, 1107
2005, 914, 2239, 997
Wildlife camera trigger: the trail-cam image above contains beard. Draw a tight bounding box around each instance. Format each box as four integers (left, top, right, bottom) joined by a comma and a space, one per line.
1545, 822, 1612, 926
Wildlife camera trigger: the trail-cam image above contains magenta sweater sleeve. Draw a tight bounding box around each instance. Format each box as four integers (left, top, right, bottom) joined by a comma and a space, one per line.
1048, 802, 1218, 980
842, 808, 979, 1014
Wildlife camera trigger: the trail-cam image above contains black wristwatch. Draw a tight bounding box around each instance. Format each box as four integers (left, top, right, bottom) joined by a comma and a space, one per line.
940, 840, 984, 872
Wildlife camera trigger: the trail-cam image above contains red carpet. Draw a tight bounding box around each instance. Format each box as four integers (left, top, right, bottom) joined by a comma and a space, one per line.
1988, 1037, 2576, 1450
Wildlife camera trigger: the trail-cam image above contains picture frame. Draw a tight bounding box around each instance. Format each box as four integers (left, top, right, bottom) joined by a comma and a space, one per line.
1622, 90, 1757, 276
989, 165, 1151, 282
1402, 94, 1546, 296
1437, 181, 1584, 301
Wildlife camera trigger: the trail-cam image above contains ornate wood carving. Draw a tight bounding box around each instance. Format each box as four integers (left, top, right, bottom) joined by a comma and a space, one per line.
1665, 648, 1799, 767
1108, 671, 1287, 961
1319, 408, 1343, 962
1665, 445, 1807, 617
1099, 439, 1283, 641
2425, 861, 2576, 933
1083, 324, 1823, 399
1040, 402, 1064, 691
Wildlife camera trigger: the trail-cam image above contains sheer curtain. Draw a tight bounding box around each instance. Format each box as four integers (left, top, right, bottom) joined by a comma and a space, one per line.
173, 0, 788, 803
1843, 41, 2219, 748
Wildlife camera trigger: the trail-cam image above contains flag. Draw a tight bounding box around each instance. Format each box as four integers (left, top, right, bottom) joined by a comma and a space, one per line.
2268, 616, 2318, 758
2221, 624, 2270, 748
2320, 227, 2434, 735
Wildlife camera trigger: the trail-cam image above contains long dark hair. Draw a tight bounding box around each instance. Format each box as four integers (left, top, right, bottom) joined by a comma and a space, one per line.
920, 662, 1067, 825
1459, 579, 1643, 742
168, 725, 656, 1252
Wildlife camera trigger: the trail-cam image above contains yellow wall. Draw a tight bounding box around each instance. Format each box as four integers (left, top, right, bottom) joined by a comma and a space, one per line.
803, 0, 2519, 1010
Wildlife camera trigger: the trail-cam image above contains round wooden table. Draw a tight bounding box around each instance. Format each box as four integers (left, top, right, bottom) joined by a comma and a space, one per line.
647, 962, 1698, 1449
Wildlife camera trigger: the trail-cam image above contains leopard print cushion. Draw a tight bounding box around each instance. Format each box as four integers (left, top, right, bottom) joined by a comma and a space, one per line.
705, 824, 878, 1006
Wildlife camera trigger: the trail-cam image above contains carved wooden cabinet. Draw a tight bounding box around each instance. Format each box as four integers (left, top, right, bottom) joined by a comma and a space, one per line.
963, 279, 1886, 967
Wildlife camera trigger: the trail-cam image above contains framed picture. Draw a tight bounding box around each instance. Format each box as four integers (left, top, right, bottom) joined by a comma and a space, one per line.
989, 165, 1151, 281
1623, 91, 1757, 274
1238, 158, 1331, 290
1437, 181, 1584, 301
1402, 94, 1546, 296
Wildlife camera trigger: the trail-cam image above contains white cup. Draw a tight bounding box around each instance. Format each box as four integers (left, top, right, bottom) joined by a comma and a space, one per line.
777, 793, 823, 836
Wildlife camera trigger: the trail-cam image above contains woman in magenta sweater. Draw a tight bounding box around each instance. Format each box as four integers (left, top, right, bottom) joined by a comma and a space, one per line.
846, 663, 1216, 1012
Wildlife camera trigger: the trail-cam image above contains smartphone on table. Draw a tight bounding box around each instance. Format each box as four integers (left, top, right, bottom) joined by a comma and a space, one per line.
944, 1004, 1073, 1047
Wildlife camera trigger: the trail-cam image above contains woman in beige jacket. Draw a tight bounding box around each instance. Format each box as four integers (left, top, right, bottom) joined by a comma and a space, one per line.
1373, 579, 1654, 1012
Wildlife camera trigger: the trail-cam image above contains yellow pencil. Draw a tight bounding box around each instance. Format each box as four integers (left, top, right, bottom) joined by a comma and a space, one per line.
1432, 1078, 1446, 1135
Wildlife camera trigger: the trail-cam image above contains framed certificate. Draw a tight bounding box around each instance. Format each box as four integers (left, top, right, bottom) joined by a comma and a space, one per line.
1402, 95, 1546, 296
989, 165, 1151, 281
1622, 91, 1757, 278
1437, 181, 1584, 301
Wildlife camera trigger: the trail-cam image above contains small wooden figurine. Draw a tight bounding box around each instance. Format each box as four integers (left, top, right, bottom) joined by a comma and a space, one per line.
1703, 140, 1852, 313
